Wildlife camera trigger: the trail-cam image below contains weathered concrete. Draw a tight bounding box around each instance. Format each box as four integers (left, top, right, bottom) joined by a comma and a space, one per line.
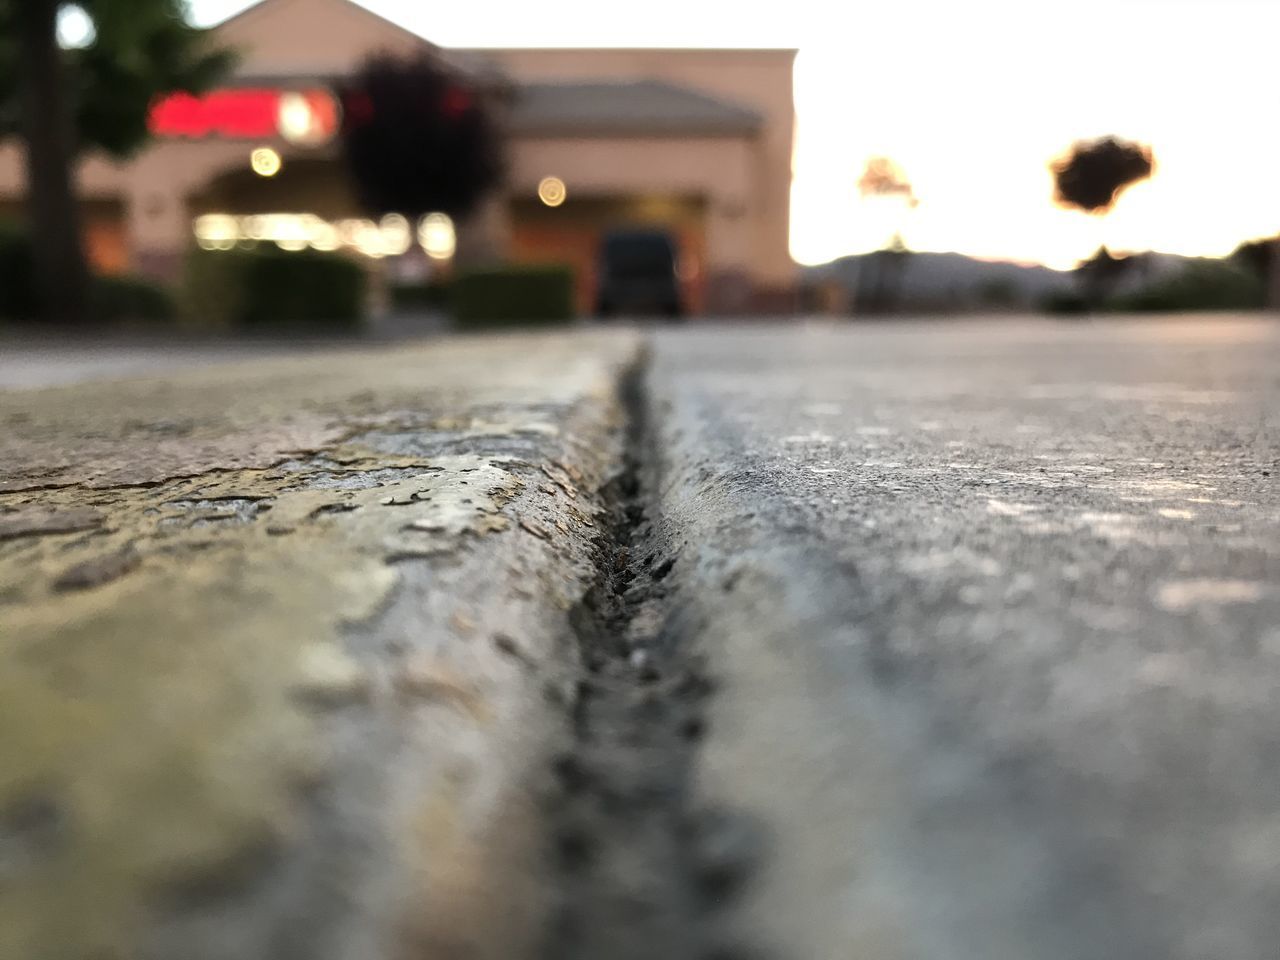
0, 332, 640, 960
8, 315, 1280, 960
648, 316, 1280, 960
0, 341, 352, 391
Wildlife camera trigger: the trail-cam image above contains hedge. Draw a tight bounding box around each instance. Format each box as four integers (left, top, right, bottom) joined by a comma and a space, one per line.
1110, 261, 1265, 313
1042, 261, 1268, 316
389, 279, 452, 312
1, 219, 174, 324
184, 246, 367, 331
0, 220, 36, 320
451, 264, 574, 328
90, 275, 175, 325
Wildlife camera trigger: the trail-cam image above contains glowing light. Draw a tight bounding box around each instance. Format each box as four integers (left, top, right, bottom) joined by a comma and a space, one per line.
149, 88, 340, 142
277, 94, 313, 144
151, 90, 279, 139
304, 216, 340, 252
244, 215, 269, 241
271, 214, 309, 251
193, 214, 239, 251
277, 90, 340, 146
418, 213, 456, 260
251, 147, 282, 177
538, 176, 567, 207
56, 5, 96, 49
378, 214, 413, 256
349, 220, 387, 258
193, 212, 420, 257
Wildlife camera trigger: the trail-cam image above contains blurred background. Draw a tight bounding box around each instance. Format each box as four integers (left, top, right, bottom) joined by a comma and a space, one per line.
1, 0, 1278, 333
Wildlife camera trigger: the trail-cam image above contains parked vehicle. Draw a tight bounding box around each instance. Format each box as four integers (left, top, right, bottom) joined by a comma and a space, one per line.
595, 228, 684, 319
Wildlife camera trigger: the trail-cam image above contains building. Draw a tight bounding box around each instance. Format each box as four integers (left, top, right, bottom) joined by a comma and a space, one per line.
0, 0, 797, 314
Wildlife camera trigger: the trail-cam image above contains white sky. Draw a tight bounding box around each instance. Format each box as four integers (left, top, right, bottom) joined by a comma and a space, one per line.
190, 0, 1280, 269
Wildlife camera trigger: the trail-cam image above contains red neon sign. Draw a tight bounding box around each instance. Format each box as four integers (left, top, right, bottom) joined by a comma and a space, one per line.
149, 89, 279, 138
148, 88, 339, 144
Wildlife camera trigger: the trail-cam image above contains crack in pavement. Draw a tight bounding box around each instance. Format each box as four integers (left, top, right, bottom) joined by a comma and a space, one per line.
540, 358, 770, 960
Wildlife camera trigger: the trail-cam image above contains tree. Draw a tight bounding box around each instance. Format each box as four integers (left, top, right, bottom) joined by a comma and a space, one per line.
856, 157, 917, 314
1050, 137, 1154, 310
857, 156, 917, 209
1231, 235, 1275, 285
1051, 137, 1153, 215
337, 53, 505, 224
0, 1, 234, 323
1075, 245, 1134, 308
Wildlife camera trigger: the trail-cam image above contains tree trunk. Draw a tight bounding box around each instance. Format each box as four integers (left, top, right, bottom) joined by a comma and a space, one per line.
1268, 240, 1280, 312
17, 0, 90, 324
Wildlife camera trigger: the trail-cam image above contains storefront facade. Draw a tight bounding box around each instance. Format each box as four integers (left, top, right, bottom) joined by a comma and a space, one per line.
0, 0, 797, 313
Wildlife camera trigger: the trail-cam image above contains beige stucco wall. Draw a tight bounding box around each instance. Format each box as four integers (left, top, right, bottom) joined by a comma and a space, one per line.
0, 136, 332, 276
472, 47, 796, 286
121, 139, 333, 275
213, 0, 433, 76
0, 146, 127, 199
510, 136, 756, 273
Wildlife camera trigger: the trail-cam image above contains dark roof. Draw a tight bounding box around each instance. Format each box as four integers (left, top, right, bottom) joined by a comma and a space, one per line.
507, 80, 763, 137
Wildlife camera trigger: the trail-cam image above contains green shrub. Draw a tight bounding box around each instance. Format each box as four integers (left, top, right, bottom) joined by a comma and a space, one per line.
90, 275, 175, 325
0, 219, 35, 321
452, 264, 574, 328
389, 279, 452, 312
975, 278, 1020, 308
184, 246, 367, 331
1040, 290, 1090, 315
1, 222, 172, 325
1110, 260, 1265, 313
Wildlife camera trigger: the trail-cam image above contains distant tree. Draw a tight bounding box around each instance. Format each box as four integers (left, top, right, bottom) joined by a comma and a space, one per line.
856, 157, 918, 314
0, 0, 234, 323
1050, 137, 1154, 310
1075, 245, 1134, 308
976, 277, 1019, 309
1231, 235, 1276, 285
338, 53, 504, 224
1051, 137, 1154, 214
858, 156, 918, 209
1112, 258, 1265, 313
859, 232, 912, 315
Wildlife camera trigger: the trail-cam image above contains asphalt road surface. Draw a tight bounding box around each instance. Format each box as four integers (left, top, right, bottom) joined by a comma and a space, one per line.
648, 315, 1280, 960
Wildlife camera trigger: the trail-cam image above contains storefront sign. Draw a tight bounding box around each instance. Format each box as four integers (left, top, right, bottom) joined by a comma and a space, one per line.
149, 88, 340, 145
